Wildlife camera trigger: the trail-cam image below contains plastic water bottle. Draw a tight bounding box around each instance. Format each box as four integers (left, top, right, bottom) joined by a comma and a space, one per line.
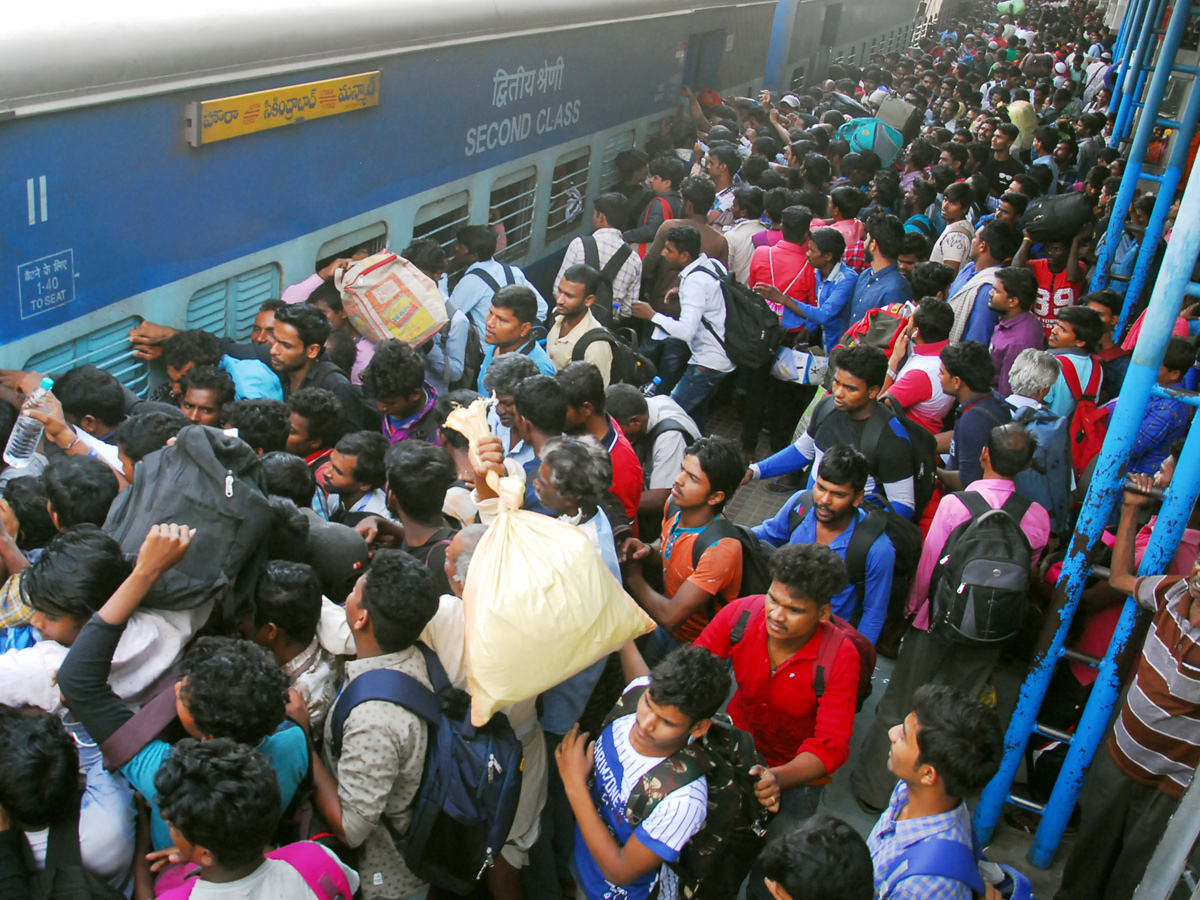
642, 376, 663, 398
3, 377, 55, 468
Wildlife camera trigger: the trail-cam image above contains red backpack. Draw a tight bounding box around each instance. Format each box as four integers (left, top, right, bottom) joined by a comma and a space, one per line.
729, 596, 876, 711
837, 303, 911, 356
1055, 355, 1108, 473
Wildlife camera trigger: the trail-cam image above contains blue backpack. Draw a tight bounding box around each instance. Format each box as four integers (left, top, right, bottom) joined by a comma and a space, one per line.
328, 643, 524, 894
883, 836, 1033, 899
1011, 404, 1073, 536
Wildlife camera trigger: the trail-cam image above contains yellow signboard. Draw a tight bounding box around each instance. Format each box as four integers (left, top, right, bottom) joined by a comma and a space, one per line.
185, 71, 380, 146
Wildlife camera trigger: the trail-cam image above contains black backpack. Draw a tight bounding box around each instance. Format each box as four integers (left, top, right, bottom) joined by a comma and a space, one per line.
581, 236, 633, 326
689, 517, 774, 597
928, 491, 1034, 647
439, 301, 486, 392
809, 394, 939, 519
786, 491, 888, 618
601, 683, 772, 900
693, 265, 784, 370
328, 643, 524, 895
571, 327, 658, 387
102, 424, 274, 618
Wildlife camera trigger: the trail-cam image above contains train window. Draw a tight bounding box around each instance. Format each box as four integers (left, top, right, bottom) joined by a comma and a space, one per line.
315, 222, 388, 272
187, 263, 282, 341
413, 191, 471, 278
546, 148, 591, 243
24, 315, 150, 397
490, 167, 538, 262
600, 131, 637, 191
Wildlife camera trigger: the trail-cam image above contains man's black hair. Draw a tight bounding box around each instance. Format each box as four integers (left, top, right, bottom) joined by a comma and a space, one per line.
181, 365, 235, 413
361, 549, 441, 653
907, 300, 953, 348
254, 560, 322, 646
308, 281, 344, 315
435, 389, 483, 450
0, 704, 80, 830
161, 330, 222, 371
910, 262, 955, 301
385, 440, 456, 520
684, 436, 745, 514
900, 231, 931, 262
116, 408, 188, 464
912, 684, 1004, 799
53, 365, 126, 429
816, 444, 869, 495
664, 224, 702, 261
154, 738, 281, 869
1, 476, 56, 551
994, 267, 1037, 312
781, 206, 815, 244
23, 525, 129, 621
287, 387, 343, 451
335, 431, 388, 489
829, 185, 866, 218
273, 304, 331, 350
863, 205, 904, 254
996, 122, 1020, 142
803, 152, 833, 184
987, 423, 1036, 477
940, 341, 995, 392
941, 142, 969, 167
604, 384, 648, 428
179, 637, 288, 746
648, 154, 688, 190
402, 238, 448, 278
261, 451, 317, 508
324, 329, 357, 378
515, 375, 567, 434
1081, 288, 1122, 318
646, 646, 729, 727
562, 263, 601, 299
1164, 336, 1195, 375
615, 148, 649, 180
227, 399, 290, 454
44, 456, 120, 528
680, 177, 717, 219
482, 353, 540, 397
361, 338, 427, 401
733, 184, 766, 220
259, 298, 287, 314
943, 181, 973, 209
491, 285, 540, 326
829, 345, 889, 390
1056, 306, 1105, 353
978, 220, 1023, 263
556, 361, 607, 416
456, 225, 498, 261
706, 142, 742, 178
809, 227, 846, 262
768, 542, 848, 606
593, 192, 630, 228
756, 814, 875, 900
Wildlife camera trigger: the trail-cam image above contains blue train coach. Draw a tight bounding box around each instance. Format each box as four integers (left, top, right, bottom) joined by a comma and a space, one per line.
1, 0, 923, 390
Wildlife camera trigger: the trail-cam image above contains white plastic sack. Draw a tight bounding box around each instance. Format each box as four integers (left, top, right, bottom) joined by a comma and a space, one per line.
336, 250, 448, 346
771, 346, 829, 385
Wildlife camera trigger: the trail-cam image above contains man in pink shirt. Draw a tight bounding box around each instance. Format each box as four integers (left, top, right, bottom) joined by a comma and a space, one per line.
851, 423, 1051, 810
881, 299, 956, 434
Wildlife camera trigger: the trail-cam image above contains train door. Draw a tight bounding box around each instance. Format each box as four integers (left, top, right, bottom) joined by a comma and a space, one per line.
816, 4, 843, 83
683, 30, 724, 90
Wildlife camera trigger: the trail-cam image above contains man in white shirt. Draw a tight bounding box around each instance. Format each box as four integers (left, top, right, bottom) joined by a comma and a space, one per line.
554, 193, 643, 319
630, 226, 735, 431
724, 185, 769, 284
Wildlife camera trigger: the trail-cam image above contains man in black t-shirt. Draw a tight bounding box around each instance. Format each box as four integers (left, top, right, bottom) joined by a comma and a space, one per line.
980, 123, 1027, 197
749, 347, 918, 518
938, 341, 1012, 490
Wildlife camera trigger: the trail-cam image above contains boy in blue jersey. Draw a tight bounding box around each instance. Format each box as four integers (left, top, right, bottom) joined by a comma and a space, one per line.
556, 645, 778, 900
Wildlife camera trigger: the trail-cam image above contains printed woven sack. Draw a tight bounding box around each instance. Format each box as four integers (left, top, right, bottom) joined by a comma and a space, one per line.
336, 250, 448, 346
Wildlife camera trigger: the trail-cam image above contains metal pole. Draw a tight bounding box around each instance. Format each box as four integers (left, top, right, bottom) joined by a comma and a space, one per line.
1116, 65, 1200, 335
1113, 0, 1166, 145
1132, 762, 1200, 899
1093, 0, 1189, 295
1026, 120, 1200, 867
763, 0, 800, 95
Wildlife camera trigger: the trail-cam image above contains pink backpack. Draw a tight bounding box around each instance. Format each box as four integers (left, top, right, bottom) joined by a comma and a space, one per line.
156, 842, 352, 900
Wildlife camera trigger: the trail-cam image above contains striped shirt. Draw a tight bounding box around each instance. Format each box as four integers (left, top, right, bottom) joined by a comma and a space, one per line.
575, 677, 708, 900
1109, 575, 1200, 799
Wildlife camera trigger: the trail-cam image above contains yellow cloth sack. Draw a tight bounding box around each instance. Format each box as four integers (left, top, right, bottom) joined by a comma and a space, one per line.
461, 495, 654, 727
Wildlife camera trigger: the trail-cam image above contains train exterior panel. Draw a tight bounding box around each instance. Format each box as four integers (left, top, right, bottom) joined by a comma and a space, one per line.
1, 0, 919, 386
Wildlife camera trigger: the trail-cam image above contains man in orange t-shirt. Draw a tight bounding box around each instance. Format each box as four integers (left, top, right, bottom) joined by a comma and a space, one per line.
619, 436, 746, 660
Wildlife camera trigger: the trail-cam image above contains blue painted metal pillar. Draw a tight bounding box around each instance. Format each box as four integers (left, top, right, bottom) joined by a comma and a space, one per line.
1113, 0, 1168, 144
1109, 0, 1149, 111
1092, 0, 1191, 299
974, 43, 1200, 863
763, 0, 800, 94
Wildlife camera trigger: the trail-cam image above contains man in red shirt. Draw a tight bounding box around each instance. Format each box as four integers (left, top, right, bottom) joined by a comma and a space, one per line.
693, 543, 860, 900
1014, 228, 1089, 337
556, 361, 643, 539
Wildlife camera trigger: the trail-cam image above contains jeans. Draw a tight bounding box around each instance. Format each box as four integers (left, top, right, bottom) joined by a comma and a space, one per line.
647, 338, 691, 395
671, 365, 731, 434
